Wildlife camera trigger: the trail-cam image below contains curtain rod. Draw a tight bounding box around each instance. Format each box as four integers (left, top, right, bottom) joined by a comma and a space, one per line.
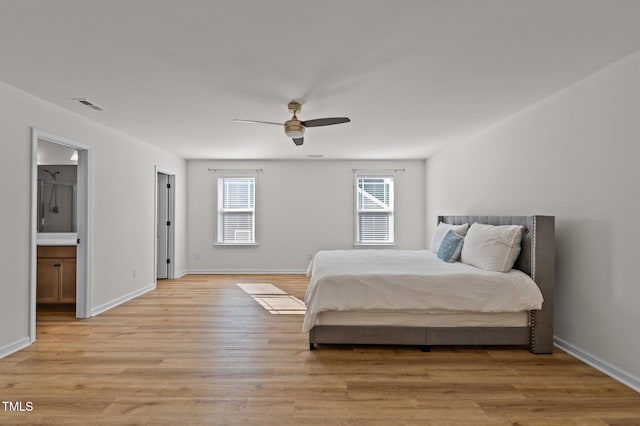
208, 168, 263, 172
352, 168, 405, 172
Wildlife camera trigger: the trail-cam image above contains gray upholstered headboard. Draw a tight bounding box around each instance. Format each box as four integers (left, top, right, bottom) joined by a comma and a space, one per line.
438, 215, 555, 353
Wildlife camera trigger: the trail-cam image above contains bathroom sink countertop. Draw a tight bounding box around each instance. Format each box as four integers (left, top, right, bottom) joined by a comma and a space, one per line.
37, 233, 78, 246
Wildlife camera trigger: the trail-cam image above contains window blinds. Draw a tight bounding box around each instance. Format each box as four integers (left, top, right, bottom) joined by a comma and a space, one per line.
356, 176, 394, 243
218, 177, 255, 243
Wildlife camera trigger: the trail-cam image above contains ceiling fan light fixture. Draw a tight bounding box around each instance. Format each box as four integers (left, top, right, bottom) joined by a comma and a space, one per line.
285, 129, 304, 138
284, 119, 305, 138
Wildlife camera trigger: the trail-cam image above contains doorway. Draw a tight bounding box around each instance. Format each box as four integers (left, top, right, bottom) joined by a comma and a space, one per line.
155, 168, 175, 280
30, 129, 91, 342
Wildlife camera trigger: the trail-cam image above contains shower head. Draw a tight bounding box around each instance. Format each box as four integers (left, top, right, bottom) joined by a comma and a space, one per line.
42, 169, 62, 215
43, 169, 60, 180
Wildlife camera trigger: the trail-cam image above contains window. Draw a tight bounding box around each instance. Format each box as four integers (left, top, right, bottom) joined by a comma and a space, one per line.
217, 175, 256, 244
355, 175, 394, 244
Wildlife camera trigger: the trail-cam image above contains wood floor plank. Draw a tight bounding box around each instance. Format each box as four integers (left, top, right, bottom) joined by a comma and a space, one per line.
1, 274, 638, 425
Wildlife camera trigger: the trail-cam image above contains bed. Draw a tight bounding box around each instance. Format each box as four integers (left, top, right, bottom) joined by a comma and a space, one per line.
305, 215, 555, 354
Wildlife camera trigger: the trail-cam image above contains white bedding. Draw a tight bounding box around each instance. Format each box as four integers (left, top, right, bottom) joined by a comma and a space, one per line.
303, 249, 543, 332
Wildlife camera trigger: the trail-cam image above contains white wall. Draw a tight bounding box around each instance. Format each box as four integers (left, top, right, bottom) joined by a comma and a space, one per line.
188, 160, 425, 273
426, 50, 640, 384
0, 81, 186, 356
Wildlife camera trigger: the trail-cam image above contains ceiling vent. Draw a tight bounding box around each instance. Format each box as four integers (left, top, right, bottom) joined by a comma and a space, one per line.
72, 98, 104, 111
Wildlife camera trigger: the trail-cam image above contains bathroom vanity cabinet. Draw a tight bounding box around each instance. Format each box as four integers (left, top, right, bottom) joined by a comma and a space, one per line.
37, 246, 76, 304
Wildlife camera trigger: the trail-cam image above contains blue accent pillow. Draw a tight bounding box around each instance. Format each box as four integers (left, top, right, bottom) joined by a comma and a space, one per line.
437, 229, 465, 263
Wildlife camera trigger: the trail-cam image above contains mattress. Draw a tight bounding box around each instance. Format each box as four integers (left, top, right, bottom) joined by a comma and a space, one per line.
303, 249, 543, 332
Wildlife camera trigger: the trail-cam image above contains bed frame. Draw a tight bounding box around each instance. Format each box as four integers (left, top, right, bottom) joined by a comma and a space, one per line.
308, 215, 555, 354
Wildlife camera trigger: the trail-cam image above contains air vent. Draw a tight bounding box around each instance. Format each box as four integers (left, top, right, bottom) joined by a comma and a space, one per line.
72, 98, 104, 111
307, 154, 324, 158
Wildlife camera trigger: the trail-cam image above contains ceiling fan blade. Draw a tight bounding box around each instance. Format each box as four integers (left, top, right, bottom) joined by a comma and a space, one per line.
292, 137, 304, 146
233, 119, 283, 126
301, 117, 350, 127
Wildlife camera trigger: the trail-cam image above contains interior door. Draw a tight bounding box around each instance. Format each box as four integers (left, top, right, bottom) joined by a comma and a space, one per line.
157, 173, 169, 279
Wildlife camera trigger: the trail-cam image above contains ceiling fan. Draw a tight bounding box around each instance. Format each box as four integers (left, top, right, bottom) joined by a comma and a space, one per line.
233, 101, 350, 146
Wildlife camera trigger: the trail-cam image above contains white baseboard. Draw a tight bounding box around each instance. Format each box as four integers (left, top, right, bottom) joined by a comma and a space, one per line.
186, 269, 307, 275
174, 270, 189, 279
0, 337, 31, 359
91, 282, 156, 316
554, 337, 640, 393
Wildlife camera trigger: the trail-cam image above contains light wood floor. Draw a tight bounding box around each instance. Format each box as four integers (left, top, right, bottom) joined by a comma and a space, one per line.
1, 275, 639, 425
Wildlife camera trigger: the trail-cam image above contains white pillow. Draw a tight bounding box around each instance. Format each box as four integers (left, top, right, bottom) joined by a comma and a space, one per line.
430, 222, 469, 253
460, 223, 523, 272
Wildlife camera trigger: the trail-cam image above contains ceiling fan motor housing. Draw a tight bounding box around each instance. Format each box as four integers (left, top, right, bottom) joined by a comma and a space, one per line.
285, 101, 305, 138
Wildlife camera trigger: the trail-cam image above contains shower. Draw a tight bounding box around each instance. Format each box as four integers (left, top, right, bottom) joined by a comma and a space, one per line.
43, 169, 61, 214
37, 166, 77, 233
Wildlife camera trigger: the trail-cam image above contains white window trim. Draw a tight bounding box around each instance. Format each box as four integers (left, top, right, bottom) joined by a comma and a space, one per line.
353, 172, 396, 247
215, 171, 258, 246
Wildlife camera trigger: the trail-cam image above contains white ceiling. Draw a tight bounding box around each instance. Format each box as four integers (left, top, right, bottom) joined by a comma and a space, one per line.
2, 1, 640, 160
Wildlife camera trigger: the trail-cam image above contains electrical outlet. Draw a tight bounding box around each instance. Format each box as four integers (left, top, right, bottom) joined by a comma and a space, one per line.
195, 253, 200, 261
133, 267, 138, 278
